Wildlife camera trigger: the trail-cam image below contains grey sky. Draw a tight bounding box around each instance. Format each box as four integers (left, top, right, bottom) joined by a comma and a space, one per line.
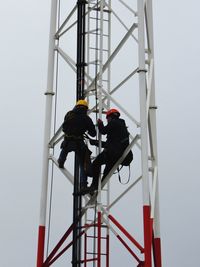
0, 0, 200, 267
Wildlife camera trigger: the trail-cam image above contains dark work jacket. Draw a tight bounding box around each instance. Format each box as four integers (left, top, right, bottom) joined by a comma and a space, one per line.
98, 118, 129, 155
62, 107, 96, 138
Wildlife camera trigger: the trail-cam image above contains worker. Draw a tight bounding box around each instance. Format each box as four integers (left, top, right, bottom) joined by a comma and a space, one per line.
88, 108, 130, 192
58, 99, 96, 190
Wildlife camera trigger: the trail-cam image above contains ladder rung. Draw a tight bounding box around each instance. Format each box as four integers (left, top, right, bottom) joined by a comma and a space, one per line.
86, 205, 97, 209
89, 32, 109, 37
89, 17, 109, 22
91, 109, 107, 114
86, 252, 107, 256
87, 61, 100, 65
88, 225, 108, 230
101, 188, 108, 191
89, 7, 111, 13
87, 235, 107, 240
89, 47, 108, 52
80, 258, 98, 263
85, 29, 100, 34
87, 235, 108, 239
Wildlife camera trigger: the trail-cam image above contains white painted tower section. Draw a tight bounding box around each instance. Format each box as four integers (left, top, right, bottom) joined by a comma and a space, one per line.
36, 1, 162, 266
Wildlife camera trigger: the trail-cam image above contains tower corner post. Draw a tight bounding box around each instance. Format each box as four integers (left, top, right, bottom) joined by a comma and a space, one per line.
36, 0, 58, 266
137, 0, 152, 265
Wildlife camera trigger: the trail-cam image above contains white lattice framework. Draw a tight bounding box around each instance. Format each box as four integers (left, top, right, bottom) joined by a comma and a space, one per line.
36, 1, 162, 267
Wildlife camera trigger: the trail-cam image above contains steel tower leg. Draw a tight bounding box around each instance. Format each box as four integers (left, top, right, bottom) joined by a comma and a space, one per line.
138, 0, 153, 265
146, 0, 162, 265
36, 0, 58, 266
36, 1, 162, 266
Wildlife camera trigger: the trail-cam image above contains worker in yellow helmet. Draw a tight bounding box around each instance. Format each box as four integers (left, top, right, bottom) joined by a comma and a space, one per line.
58, 99, 96, 191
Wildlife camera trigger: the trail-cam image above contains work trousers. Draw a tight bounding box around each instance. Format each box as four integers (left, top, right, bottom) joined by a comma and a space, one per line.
91, 148, 123, 189
58, 139, 88, 186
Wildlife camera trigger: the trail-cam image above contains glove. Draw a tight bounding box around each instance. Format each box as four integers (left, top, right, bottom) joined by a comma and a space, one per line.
90, 139, 98, 146
97, 119, 103, 125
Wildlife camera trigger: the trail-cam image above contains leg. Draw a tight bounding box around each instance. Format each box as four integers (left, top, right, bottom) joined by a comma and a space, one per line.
58, 148, 68, 168
90, 151, 107, 190
102, 147, 123, 183
102, 158, 117, 183
58, 140, 75, 168
77, 143, 89, 189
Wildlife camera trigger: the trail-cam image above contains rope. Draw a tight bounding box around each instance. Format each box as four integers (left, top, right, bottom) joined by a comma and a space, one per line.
46, 0, 61, 258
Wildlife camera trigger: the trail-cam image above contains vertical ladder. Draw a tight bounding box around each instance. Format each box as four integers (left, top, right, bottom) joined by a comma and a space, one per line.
82, 206, 109, 266
86, 0, 111, 97
83, 1, 111, 266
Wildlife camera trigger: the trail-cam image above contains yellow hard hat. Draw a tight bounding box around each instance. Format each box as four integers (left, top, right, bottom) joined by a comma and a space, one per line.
76, 99, 88, 108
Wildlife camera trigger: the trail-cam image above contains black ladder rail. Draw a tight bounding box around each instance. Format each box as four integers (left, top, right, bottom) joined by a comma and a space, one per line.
73, 1, 87, 266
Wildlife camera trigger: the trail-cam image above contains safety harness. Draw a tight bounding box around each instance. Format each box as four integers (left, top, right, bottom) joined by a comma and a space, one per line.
64, 134, 83, 140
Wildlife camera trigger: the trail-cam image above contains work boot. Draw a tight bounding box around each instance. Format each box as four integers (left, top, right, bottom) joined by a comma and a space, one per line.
87, 182, 98, 193
79, 187, 91, 195
57, 159, 64, 168
79, 181, 98, 195
79, 181, 88, 194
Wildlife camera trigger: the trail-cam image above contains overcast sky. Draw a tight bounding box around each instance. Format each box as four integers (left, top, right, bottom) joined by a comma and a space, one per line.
0, 1, 200, 267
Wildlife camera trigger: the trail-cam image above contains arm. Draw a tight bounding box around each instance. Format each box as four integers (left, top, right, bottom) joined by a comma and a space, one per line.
62, 112, 70, 133
87, 117, 96, 137
98, 119, 113, 135
90, 139, 106, 148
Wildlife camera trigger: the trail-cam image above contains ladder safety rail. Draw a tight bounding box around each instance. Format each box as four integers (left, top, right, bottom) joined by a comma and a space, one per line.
85, 2, 111, 266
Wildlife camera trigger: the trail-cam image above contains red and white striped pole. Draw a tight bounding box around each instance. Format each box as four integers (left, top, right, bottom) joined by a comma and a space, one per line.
36, 0, 58, 266
138, 0, 152, 265
146, 0, 162, 264
153, 190, 162, 267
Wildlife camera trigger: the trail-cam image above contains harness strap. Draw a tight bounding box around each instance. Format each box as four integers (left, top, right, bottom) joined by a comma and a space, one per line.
64, 134, 83, 140
117, 165, 131, 185
120, 137, 129, 144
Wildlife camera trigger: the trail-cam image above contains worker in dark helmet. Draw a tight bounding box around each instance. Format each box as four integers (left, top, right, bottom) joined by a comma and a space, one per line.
88, 108, 130, 192
58, 99, 96, 190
